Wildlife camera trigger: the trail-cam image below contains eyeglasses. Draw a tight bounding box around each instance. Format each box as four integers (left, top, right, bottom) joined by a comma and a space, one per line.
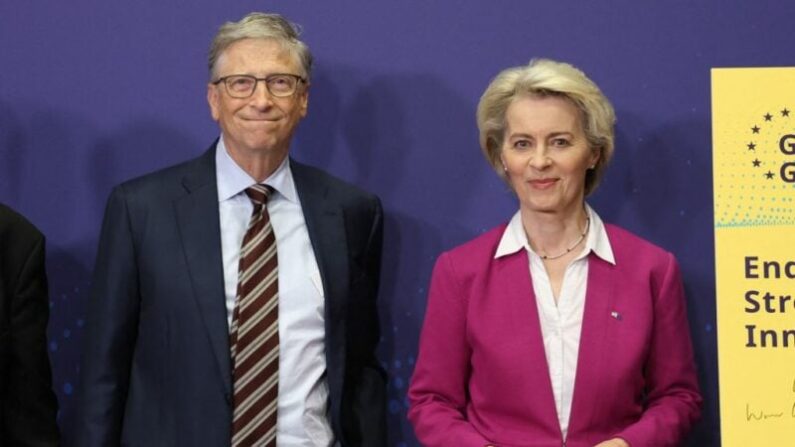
212, 74, 306, 99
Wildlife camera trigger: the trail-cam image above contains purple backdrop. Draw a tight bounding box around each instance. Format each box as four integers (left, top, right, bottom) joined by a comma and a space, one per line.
3, 1, 795, 445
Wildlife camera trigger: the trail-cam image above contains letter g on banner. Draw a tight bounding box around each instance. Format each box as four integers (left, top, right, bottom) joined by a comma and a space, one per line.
781, 162, 795, 183
779, 134, 795, 155
779, 134, 795, 182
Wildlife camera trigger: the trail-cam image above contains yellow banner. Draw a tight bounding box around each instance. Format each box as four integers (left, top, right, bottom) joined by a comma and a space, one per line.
712, 67, 795, 446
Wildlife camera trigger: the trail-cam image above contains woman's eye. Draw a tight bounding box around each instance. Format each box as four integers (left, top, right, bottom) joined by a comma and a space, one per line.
552, 138, 571, 147
513, 140, 531, 149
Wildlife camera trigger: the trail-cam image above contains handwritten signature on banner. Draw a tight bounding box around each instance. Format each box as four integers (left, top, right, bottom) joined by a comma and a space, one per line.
745, 378, 795, 422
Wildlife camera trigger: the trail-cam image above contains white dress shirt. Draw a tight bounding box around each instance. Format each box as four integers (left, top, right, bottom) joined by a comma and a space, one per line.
216, 137, 334, 446
494, 204, 615, 440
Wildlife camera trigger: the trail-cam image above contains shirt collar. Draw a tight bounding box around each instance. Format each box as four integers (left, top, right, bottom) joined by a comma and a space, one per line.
215, 135, 298, 203
495, 203, 615, 265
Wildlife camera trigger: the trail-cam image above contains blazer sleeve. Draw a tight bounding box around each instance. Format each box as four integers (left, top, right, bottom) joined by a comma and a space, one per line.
349, 196, 388, 447
615, 253, 702, 446
2, 228, 60, 446
407, 253, 491, 447
77, 186, 141, 446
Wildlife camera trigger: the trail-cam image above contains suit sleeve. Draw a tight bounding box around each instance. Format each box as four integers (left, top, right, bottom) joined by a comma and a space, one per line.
3, 230, 60, 446
615, 253, 702, 446
77, 186, 141, 446
407, 253, 491, 447
350, 196, 388, 447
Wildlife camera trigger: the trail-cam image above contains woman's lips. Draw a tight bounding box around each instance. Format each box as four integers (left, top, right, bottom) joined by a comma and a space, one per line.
528, 178, 558, 189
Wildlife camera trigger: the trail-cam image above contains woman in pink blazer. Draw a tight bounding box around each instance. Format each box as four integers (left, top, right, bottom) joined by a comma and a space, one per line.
407, 59, 702, 447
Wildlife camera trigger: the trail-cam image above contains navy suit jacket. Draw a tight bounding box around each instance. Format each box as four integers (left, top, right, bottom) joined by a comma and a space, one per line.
78, 145, 386, 446
0, 204, 60, 446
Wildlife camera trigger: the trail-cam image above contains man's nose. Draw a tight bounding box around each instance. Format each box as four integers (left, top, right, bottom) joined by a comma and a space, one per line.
249, 81, 274, 107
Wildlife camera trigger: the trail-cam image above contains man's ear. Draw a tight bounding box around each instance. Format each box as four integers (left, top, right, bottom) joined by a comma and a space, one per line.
298, 84, 309, 118
207, 83, 221, 121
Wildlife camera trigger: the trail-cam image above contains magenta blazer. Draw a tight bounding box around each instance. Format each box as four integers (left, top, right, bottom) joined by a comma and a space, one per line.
408, 223, 702, 447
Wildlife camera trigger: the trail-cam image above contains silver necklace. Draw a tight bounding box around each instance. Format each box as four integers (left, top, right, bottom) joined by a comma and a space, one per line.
539, 216, 591, 260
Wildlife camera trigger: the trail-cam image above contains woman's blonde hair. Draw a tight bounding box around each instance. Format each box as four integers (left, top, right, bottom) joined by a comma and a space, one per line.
477, 58, 615, 195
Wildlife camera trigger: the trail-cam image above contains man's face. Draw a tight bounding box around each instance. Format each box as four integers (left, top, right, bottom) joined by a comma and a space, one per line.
207, 38, 309, 160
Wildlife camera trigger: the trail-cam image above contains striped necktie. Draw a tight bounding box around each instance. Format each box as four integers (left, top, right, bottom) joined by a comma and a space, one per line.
230, 184, 279, 447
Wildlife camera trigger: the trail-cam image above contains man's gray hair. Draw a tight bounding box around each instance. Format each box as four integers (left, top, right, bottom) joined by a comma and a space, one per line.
208, 12, 313, 81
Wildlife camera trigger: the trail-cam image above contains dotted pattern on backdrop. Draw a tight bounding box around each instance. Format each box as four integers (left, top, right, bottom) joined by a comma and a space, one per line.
384, 351, 416, 447
46, 269, 91, 430
381, 273, 430, 446
714, 106, 795, 227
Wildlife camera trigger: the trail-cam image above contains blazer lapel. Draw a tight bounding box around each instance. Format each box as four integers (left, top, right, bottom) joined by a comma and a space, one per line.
568, 255, 616, 433
496, 251, 561, 433
173, 147, 232, 396
290, 160, 349, 416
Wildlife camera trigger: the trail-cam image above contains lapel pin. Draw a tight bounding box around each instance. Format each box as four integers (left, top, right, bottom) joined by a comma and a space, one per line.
611, 311, 622, 321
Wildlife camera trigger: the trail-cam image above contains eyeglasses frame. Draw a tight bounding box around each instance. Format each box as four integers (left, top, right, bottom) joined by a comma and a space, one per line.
212, 73, 308, 99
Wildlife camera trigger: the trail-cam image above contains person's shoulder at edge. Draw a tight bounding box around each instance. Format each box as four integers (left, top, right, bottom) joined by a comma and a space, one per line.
0, 203, 44, 246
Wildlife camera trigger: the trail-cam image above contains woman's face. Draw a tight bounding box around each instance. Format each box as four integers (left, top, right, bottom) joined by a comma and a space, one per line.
500, 94, 598, 217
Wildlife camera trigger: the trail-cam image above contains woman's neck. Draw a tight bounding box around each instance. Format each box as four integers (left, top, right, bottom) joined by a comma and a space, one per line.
520, 204, 589, 258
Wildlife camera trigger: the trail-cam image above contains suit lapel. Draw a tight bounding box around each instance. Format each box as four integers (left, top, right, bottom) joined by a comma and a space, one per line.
568, 255, 616, 433
498, 251, 562, 432
173, 147, 232, 395
290, 160, 349, 413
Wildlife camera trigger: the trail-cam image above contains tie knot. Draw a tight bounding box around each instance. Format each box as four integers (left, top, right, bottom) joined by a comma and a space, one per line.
245, 184, 272, 207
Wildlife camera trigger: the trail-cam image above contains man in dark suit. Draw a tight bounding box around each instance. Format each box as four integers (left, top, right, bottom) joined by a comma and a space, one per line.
0, 204, 60, 446
78, 12, 386, 447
